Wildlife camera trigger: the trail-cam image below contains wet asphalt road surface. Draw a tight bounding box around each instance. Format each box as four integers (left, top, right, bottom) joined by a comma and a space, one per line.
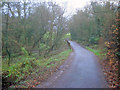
36, 41, 107, 88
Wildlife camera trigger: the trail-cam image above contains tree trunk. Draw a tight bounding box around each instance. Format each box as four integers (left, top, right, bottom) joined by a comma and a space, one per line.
6, 3, 11, 66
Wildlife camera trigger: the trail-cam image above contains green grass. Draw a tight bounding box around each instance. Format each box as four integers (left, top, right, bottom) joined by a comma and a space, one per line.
86, 46, 107, 58
2, 49, 72, 87
37, 49, 71, 69
86, 47, 101, 56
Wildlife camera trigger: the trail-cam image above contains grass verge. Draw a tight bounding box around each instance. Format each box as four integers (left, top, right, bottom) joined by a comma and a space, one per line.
2, 49, 72, 88
86, 46, 107, 59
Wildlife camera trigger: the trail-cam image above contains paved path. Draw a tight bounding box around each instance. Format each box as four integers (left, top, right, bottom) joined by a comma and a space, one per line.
36, 41, 107, 88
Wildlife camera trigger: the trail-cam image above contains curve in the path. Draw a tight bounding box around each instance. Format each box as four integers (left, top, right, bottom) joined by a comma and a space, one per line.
37, 41, 107, 88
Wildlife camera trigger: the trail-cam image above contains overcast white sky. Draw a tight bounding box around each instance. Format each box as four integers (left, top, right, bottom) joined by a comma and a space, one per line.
55, 0, 92, 17
39, 0, 92, 17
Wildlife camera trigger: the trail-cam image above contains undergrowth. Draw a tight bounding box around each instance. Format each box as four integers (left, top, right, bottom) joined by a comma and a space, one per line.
2, 49, 72, 88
